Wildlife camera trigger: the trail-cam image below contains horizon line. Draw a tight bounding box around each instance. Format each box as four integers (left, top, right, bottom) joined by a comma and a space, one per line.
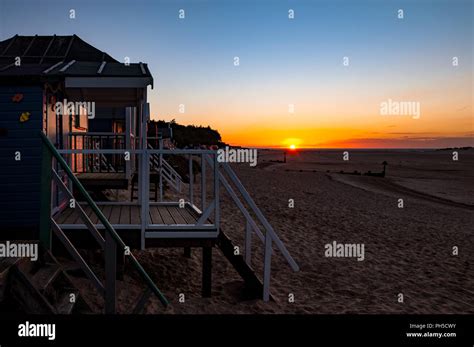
227, 145, 474, 150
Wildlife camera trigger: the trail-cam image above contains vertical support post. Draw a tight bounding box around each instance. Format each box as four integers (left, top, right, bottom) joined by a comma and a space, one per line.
141, 150, 149, 249
39, 140, 53, 250
201, 154, 206, 211
74, 135, 77, 172
245, 220, 252, 265
263, 231, 272, 302
202, 246, 212, 297
137, 103, 144, 204
90, 136, 94, 173
183, 247, 191, 258
159, 139, 163, 202
189, 155, 193, 205
214, 154, 220, 230
139, 103, 150, 250
125, 107, 132, 180
130, 107, 136, 176
105, 232, 117, 314
83, 135, 86, 173
107, 136, 111, 173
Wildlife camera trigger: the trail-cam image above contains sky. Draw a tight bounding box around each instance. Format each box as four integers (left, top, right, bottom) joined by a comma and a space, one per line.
0, 0, 472, 148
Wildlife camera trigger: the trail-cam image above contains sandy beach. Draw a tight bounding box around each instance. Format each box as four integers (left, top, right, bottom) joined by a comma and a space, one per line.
70, 148, 474, 314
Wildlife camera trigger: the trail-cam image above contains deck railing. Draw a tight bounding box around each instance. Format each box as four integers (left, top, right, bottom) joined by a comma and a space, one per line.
142, 148, 219, 242
56, 147, 220, 242
40, 131, 169, 313
205, 156, 299, 301
50, 138, 298, 301
69, 132, 126, 173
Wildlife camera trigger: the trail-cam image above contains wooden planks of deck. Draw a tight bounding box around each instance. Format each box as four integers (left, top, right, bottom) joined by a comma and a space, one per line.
151, 205, 198, 225
54, 204, 198, 226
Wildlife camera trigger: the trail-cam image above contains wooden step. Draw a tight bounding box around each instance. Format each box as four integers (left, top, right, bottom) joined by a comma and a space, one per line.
217, 230, 272, 301
0, 257, 20, 273
0, 257, 19, 302
12, 256, 36, 274
31, 263, 61, 291
5, 248, 94, 314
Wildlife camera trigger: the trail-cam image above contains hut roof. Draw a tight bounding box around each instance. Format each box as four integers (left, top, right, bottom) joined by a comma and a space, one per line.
0, 35, 152, 81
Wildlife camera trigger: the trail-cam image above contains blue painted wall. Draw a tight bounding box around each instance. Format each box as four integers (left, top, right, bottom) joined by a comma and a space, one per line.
0, 85, 43, 229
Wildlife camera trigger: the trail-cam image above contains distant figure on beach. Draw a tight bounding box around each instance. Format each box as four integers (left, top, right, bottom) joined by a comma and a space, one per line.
382, 161, 388, 177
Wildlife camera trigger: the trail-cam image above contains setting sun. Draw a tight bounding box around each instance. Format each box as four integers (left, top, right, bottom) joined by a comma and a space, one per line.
289, 144, 296, 150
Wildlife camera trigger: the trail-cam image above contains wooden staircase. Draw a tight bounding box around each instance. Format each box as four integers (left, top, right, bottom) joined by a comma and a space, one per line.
217, 230, 273, 301
130, 172, 162, 202
2, 248, 93, 314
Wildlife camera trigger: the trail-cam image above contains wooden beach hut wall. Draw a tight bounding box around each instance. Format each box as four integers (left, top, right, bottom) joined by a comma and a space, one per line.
0, 35, 152, 240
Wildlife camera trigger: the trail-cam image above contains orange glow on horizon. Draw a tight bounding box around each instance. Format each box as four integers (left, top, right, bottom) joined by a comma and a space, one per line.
219, 125, 473, 149
151, 62, 472, 149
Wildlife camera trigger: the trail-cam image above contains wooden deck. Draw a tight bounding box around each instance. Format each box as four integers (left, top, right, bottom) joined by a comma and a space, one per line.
76, 172, 128, 189
54, 204, 199, 226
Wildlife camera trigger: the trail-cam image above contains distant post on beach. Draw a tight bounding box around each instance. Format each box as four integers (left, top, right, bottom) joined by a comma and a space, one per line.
382, 161, 388, 177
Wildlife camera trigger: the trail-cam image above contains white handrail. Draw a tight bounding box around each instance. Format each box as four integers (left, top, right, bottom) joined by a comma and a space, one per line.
221, 162, 299, 272
204, 155, 299, 301
147, 143, 183, 192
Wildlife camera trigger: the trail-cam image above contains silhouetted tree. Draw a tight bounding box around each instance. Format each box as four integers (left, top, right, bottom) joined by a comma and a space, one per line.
148, 119, 225, 148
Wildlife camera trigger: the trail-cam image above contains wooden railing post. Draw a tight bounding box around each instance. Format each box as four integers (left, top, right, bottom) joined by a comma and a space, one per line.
105, 232, 117, 314
245, 220, 252, 265
125, 108, 132, 179
263, 231, 272, 302
39, 140, 52, 250
189, 154, 193, 205
201, 154, 206, 211
214, 154, 219, 230
159, 139, 163, 202
202, 246, 212, 298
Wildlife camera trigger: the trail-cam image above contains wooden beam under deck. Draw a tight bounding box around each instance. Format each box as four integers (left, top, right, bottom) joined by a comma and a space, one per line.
53, 228, 216, 251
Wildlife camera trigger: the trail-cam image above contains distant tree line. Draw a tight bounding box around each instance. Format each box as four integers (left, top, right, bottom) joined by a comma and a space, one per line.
148, 119, 225, 148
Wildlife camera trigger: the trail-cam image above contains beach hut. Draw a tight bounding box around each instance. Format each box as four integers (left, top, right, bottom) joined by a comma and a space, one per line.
0, 35, 298, 313
0, 35, 151, 235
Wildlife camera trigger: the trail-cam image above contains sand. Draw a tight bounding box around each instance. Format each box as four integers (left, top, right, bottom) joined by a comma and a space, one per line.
72, 148, 474, 314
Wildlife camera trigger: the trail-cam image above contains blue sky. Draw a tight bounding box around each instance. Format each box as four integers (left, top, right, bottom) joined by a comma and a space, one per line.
0, 0, 472, 147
